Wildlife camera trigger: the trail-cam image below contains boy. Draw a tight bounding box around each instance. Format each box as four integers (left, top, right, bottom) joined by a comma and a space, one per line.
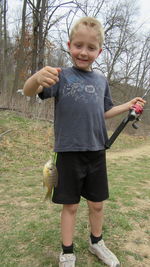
23, 17, 145, 267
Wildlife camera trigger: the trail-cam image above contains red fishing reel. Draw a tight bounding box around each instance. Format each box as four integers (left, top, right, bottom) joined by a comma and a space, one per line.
129, 103, 144, 129
129, 103, 143, 119
131, 103, 143, 114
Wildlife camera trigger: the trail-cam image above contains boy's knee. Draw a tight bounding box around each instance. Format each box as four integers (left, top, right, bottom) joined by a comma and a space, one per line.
89, 202, 103, 213
63, 204, 78, 215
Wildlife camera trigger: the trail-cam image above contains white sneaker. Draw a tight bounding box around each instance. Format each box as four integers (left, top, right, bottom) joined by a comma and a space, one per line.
89, 239, 120, 267
59, 252, 76, 267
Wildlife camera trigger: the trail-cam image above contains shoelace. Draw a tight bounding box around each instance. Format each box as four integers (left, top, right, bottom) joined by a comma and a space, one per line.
97, 241, 118, 260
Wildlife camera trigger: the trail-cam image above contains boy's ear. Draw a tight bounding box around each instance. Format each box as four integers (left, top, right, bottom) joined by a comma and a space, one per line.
98, 48, 102, 56
67, 41, 71, 49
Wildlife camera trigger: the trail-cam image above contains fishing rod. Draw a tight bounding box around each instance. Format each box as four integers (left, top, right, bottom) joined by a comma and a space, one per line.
105, 87, 150, 149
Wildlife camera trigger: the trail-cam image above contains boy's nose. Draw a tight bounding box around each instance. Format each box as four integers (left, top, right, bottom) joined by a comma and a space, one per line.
80, 47, 88, 56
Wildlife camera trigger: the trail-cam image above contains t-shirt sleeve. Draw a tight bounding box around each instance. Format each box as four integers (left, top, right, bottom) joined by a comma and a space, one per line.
104, 81, 114, 112
38, 82, 59, 100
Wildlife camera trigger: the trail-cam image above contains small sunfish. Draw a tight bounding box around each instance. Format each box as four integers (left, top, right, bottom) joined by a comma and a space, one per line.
43, 159, 58, 201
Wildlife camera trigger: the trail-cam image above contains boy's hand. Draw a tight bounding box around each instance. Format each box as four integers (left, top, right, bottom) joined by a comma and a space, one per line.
35, 66, 61, 88
128, 97, 146, 110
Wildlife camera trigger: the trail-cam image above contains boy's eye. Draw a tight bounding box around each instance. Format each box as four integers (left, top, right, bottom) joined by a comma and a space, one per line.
88, 46, 95, 51
75, 44, 82, 48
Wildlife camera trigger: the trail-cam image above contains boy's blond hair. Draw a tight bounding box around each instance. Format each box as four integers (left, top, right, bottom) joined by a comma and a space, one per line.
69, 17, 105, 48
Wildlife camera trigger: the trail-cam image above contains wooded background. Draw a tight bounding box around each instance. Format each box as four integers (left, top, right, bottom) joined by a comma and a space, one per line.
0, 0, 150, 133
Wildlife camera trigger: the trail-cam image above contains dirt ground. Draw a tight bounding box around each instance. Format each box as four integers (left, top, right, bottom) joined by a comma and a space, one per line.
107, 143, 150, 160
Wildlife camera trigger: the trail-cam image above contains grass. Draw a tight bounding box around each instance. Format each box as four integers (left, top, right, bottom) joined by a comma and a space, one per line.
0, 110, 150, 267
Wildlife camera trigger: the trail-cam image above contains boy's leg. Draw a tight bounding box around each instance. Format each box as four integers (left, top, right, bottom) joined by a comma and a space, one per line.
59, 204, 78, 267
61, 204, 78, 246
87, 200, 103, 237
87, 200, 120, 267
53, 152, 84, 266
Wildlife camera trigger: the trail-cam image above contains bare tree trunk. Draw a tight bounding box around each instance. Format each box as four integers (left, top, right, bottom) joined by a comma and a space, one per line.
38, 0, 47, 70
11, 0, 27, 96
0, 0, 8, 96
3, 0, 7, 91
31, 0, 41, 74
0, 1, 3, 93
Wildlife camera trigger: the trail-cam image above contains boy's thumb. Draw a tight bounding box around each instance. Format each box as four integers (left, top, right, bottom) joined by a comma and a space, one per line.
56, 67, 61, 73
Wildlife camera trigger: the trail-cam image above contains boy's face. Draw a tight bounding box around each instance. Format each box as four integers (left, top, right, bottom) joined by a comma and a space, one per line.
68, 24, 102, 71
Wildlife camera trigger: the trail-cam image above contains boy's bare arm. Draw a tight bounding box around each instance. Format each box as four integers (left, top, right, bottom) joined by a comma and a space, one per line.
105, 97, 146, 119
23, 66, 61, 96
23, 74, 43, 96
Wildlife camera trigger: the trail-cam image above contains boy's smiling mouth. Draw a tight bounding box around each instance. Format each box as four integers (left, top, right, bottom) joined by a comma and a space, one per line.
75, 57, 91, 70
76, 58, 88, 62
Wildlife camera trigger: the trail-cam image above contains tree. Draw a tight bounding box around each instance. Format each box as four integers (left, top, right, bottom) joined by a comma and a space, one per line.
0, 0, 8, 94
134, 34, 150, 90
27, 0, 76, 74
11, 0, 27, 96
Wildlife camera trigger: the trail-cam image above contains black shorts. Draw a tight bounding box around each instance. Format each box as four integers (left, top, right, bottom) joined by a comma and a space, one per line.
52, 150, 109, 204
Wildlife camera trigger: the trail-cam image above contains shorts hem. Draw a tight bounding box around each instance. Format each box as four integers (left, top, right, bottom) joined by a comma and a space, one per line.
82, 194, 109, 202
52, 198, 80, 205
52, 195, 109, 204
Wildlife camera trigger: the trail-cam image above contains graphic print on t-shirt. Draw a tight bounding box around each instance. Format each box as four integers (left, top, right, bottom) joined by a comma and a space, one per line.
62, 74, 101, 104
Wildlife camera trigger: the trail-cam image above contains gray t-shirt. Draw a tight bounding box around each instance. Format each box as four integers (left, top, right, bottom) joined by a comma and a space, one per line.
39, 66, 113, 152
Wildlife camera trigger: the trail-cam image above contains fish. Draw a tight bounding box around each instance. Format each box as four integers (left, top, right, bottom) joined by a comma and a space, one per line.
43, 159, 58, 201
